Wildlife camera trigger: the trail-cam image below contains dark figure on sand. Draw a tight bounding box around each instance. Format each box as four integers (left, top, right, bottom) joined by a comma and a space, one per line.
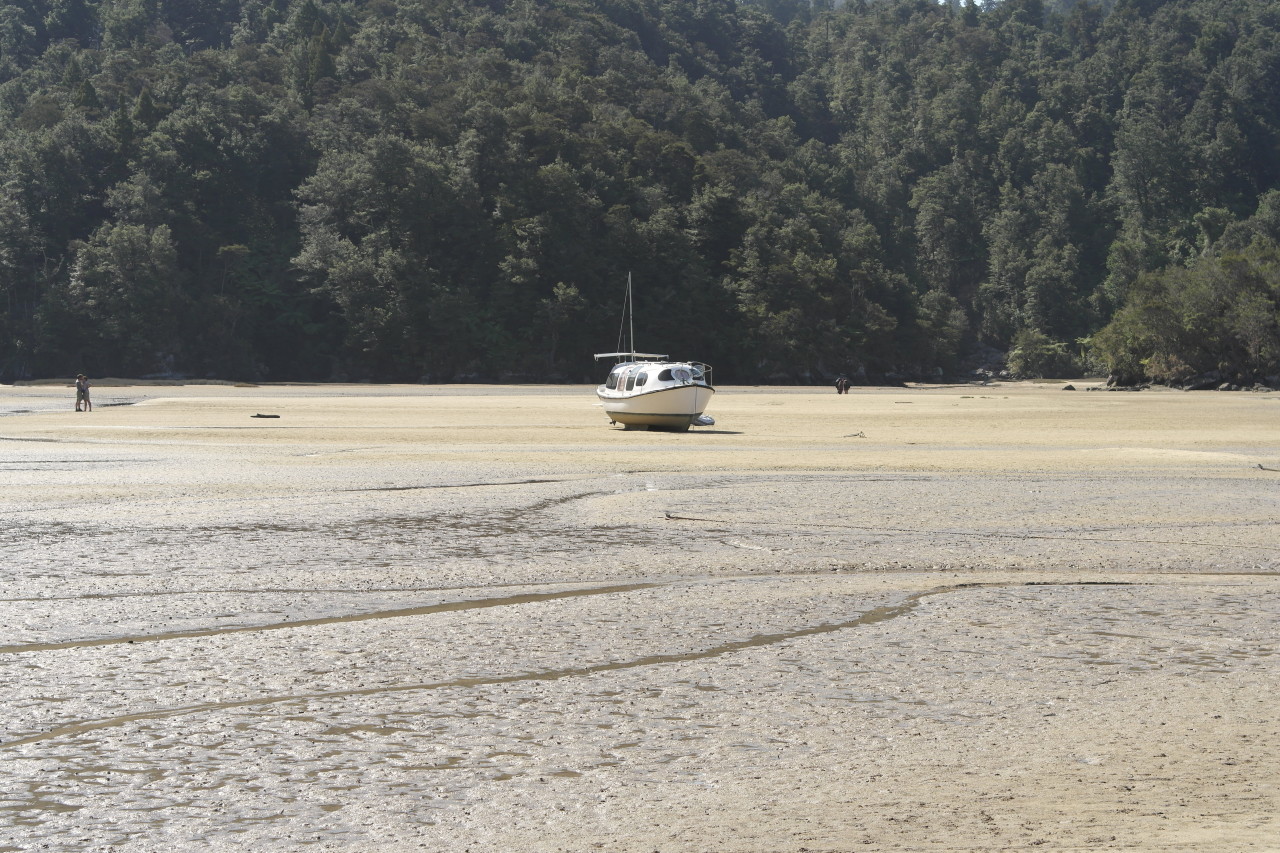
75, 374, 92, 412
835, 376, 850, 394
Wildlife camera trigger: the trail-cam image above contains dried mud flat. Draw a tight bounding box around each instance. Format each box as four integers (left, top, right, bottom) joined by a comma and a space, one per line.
1, 381, 1277, 852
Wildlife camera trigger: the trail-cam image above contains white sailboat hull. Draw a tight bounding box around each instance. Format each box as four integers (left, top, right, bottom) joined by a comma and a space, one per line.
597, 382, 715, 430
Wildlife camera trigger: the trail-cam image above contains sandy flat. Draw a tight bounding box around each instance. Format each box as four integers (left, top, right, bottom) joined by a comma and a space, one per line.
0, 380, 1277, 851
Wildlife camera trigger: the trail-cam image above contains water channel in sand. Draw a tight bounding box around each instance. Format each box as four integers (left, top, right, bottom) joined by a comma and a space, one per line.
1, 381, 1277, 851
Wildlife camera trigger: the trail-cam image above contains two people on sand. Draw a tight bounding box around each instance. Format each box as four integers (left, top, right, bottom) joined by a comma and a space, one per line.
75, 374, 92, 412
835, 375, 850, 394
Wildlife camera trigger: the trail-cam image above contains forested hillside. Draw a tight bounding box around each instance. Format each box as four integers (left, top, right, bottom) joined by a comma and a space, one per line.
2, 0, 1278, 384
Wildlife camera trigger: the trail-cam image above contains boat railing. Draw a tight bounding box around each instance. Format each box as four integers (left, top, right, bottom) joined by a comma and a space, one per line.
594, 352, 669, 361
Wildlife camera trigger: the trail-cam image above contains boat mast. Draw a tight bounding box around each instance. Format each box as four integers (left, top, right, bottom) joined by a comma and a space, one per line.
615, 272, 635, 359
627, 271, 635, 359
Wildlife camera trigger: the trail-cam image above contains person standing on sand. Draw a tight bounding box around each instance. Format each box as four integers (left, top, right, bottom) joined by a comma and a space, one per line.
75, 374, 92, 412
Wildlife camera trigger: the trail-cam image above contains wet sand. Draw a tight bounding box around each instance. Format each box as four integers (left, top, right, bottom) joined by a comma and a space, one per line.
1, 381, 1277, 851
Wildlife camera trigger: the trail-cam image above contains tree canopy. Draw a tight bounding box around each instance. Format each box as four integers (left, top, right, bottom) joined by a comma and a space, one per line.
2, 0, 1278, 384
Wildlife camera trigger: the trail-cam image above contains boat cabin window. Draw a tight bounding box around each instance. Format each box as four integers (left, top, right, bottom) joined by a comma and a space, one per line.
658, 368, 673, 381
634, 372, 648, 387
689, 366, 703, 381
625, 373, 636, 391
606, 370, 621, 390
672, 368, 691, 382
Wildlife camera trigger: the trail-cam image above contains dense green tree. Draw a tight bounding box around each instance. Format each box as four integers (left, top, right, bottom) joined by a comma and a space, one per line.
1, 0, 1279, 384
41, 223, 184, 375
294, 134, 493, 379
910, 154, 991, 306
1091, 241, 1280, 385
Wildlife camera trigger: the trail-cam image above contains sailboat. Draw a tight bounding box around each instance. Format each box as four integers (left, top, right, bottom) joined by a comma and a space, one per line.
594, 275, 715, 431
